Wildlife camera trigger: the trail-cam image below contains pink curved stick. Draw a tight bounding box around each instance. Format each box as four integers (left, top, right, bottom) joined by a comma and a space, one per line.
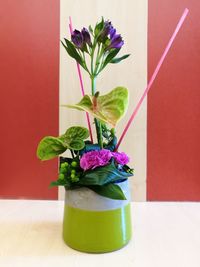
69, 17, 93, 143
116, 8, 189, 151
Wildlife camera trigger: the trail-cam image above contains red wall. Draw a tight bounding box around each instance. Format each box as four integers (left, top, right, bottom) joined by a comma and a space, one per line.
0, 0, 59, 199
148, 1, 200, 200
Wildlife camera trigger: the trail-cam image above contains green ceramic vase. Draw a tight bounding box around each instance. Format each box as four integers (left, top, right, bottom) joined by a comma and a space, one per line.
63, 180, 132, 253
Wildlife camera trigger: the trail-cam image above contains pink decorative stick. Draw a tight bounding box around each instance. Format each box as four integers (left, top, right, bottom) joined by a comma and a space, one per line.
116, 8, 189, 151
69, 17, 94, 143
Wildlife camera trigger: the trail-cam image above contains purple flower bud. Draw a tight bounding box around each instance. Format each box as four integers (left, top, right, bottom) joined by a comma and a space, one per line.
107, 34, 124, 50
81, 27, 92, 47
110, 28, 116, 39
98, 20, 113, 42
71, 29, 84, 49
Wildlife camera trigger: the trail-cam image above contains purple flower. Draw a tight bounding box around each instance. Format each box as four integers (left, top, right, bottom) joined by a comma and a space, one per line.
107, 34, 124, 50
71, 29, 84, 49
98, 20, 114, 42
112, 152, 129, 165
110, 28, 116, 39
81, 27, 92, 47
80, 149, 112, 171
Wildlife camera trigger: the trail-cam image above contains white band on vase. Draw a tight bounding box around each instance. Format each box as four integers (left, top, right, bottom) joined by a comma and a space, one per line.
65, 180, 131, 211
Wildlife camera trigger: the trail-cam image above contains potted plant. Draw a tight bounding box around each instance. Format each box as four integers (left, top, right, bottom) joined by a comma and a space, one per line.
37, 18, 133, 253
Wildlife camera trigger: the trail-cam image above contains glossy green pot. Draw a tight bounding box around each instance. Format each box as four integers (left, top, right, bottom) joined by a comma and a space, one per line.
63, 180, 132, 253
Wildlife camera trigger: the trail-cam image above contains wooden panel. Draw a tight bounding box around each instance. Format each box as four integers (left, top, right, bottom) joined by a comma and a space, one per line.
0, 0, 59, 199
60, 0, 147, 201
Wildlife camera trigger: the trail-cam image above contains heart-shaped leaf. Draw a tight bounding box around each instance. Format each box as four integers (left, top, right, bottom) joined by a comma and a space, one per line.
65, 87, 129, 127
65, 126, 89, 140
67, 139, 85, 150
37, 136, 66, 161
37, 126, 89, 161
60, 126, 89, 151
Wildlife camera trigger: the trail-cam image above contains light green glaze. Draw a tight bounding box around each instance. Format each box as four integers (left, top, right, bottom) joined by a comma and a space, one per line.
63, 203, 132, 253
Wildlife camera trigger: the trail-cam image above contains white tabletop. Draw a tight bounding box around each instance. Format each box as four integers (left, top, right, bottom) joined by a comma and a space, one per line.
0, 200, 200, 267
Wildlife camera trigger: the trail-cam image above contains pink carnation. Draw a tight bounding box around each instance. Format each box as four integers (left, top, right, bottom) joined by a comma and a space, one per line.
80, 149, 112, 171
112, 151, 129, 165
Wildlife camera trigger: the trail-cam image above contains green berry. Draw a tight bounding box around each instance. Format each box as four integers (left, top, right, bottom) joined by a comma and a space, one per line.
70, 173, 79, 183
60, 167, 67, 174
71, 169, 76, 174
59, 173, 65, 180
61, 162, 68, 168
60, 162, 69, 173
70, 173, 75, 179
71, 161, 78, 168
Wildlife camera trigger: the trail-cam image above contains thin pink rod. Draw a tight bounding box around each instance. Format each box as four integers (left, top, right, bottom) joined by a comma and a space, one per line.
116, 8, 189, 151
69, 17, 93, 143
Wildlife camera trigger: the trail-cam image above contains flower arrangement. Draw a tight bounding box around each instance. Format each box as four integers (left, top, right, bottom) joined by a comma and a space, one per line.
37, 18, 133, 200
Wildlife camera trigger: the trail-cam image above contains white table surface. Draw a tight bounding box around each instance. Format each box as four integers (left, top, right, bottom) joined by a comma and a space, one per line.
0, 200, 200, 267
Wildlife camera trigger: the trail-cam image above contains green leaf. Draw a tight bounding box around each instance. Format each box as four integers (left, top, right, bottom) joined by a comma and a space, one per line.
102, 48, 121, 70
37, 126, 89, 161
49, 179, 69, 188
89, 183, 127, 200
61, 39, 86, 70
65, 126, 89, 140
110, 54, 130, 64
60, 126, 89, 151
94, 17, 104, 37
65, 87, 129, 127
89, 25, 93, 35
68, 139, 85, 150
37, 136, 66, 161
79, 160, 132, 186
63, 39, 82, 62
79, 142, 100, 155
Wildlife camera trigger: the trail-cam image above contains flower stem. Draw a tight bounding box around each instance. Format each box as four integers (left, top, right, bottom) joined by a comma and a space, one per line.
98, 121, 103, 148
91, 76, 103, 148
91, 74, 96, 95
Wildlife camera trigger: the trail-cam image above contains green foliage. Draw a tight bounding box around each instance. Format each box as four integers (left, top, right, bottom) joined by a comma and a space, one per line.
101, 124, 117, 151
50, 158, 81, 189
37, 126, 89, 161
36, 137, 66, 161
65, 126, 89, 140
61, 39, 82, 64
60, 126, 89, 151
110, 54, 130, 64
94, 17, 104, 37
101, 48, 121, 70
61, 39, 88, 72
65, 87, 129, 127
50, 179, 70, 188
39, 19, 134, 201
89, 183, 126, 200
79, 159, 132, 186
78, 142, 101, 155
89, 25, 93, 35
50, 156, 133, 200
